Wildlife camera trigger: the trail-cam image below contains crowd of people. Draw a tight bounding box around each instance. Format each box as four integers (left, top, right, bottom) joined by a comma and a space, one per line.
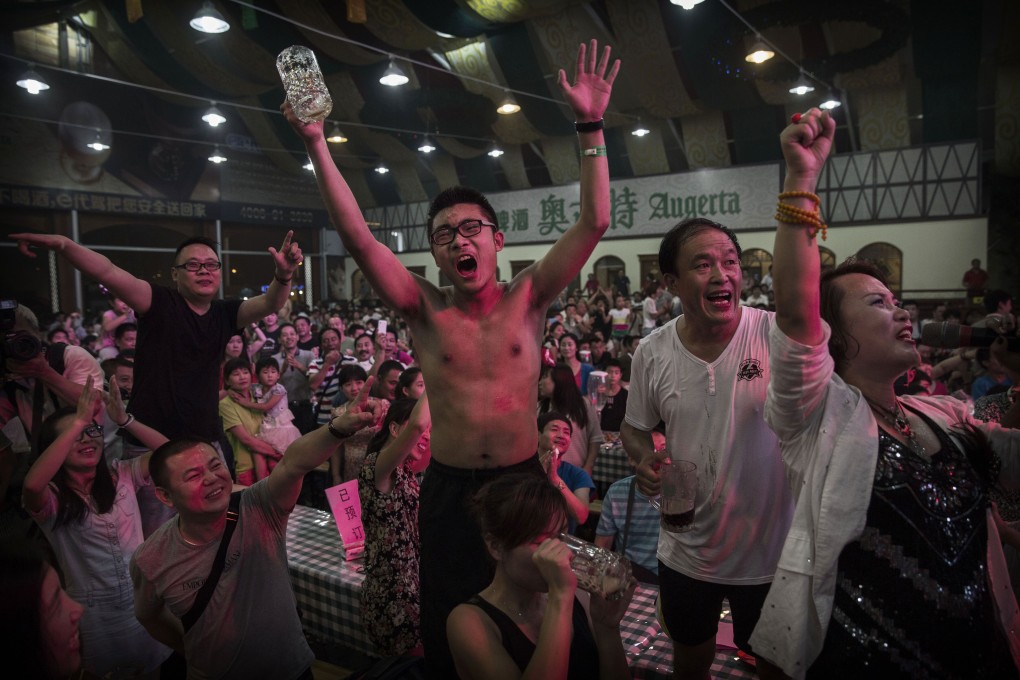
1, 39, 1019, 680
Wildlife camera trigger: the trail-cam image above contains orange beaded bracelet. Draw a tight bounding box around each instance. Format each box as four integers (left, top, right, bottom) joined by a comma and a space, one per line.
775, 192, 827, 240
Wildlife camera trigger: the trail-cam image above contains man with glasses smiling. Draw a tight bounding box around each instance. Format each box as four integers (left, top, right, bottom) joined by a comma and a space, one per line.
286, 40, 619, 676
11, 230, 302, 534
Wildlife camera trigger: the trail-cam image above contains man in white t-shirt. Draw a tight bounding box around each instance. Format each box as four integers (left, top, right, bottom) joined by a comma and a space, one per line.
622, 218, 793, 680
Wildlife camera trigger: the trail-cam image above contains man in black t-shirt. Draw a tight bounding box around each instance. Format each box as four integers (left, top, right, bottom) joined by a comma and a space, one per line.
599, 358, 628, 432
259, 311, 282, 359
12, 231, 303, 532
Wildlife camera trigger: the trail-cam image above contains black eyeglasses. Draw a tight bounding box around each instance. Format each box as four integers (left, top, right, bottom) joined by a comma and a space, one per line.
173, 261, 222, 273
429, 219, 496, 246
82, 422, 104, 438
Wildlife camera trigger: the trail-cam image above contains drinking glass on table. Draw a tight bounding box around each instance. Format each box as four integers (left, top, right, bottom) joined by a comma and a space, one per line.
648, 458, 697, 533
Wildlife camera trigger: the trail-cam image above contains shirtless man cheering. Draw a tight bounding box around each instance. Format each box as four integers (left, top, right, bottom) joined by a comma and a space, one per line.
285, 40, 619, 676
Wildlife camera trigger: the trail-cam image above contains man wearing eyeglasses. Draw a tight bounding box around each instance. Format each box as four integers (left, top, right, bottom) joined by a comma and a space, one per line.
286, 40, 619, 677
10, 231, 302, 534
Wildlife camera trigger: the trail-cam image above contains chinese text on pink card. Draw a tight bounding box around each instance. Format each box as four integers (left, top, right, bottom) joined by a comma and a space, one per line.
325, 480, 365, 560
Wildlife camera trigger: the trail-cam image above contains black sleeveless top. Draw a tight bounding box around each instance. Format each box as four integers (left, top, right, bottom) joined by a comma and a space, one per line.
808, 407, 1017, 679
466, 594, 600, 679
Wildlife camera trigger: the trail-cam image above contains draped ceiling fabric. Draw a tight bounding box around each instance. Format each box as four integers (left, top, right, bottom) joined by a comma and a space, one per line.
1, 0, 1015, 221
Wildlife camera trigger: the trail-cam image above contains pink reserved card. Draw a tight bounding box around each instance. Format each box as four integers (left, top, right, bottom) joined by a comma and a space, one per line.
325, 480, 365, 561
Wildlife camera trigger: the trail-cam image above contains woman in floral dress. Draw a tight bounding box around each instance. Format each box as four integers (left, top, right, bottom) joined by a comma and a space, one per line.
358, 396, 431, 655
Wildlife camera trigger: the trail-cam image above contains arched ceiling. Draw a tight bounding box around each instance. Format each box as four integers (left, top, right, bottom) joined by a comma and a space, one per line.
1, 0, 1016, 210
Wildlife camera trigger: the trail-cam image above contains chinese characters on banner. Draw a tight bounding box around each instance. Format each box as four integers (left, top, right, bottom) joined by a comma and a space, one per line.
325, 480, 365, 561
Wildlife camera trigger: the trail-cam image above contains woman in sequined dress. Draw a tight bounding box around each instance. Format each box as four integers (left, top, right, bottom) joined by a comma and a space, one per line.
749, 108, 1020, 680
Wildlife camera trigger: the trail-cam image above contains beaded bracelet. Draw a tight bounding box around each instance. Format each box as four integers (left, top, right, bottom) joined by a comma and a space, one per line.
581, 146, 607, 157
775, 205, 827, 240
778, 190, 821, 206
575, 119, 604, 133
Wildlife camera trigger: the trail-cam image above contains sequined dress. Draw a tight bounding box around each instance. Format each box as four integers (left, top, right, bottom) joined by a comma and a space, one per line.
808, 408, 1017, 679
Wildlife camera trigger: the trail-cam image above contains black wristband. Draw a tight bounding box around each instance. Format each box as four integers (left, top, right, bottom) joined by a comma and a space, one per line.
274, 274, 293, 285
575, 119, 604, 133
327, 417, 351, 440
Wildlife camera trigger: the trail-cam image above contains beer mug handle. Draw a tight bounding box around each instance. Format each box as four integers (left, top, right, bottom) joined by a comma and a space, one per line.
644, 456, 671, 511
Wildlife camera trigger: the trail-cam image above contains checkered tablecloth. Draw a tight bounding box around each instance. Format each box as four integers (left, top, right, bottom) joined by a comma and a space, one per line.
623, 585, 754, 680
286, 504, 377, 657
593, 437, 633, 494
287, 505, 750, 678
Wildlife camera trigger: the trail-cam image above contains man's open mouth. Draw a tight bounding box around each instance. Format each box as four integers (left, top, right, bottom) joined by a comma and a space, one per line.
707, 291, 732, 308
456, 255, 477, 275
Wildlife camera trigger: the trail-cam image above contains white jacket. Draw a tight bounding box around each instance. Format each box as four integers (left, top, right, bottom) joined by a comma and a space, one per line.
749, 322, 1020, 678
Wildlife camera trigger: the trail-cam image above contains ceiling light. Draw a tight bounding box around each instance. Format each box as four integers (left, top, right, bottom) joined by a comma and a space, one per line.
16, 68, 50, 94
789, 72, 815, 95
202, 104, 226, 127
820, 93, 843, 110
496, 92, 520, 115
632, 121, 650, 137
488, 145, 504, 158
375, 165, 390, 174
670, 0, 705, 8
379, 58, 409, 87
745, 37, 775, 64
418, 137, 435, 154
87, 129, 109, 151
190, 1, 230, 34
208, 146, 227, 163
326, 124, 348, 144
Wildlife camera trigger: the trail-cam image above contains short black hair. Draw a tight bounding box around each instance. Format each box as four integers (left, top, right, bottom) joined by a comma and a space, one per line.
174, 236, 219, 261
426, 186, 498, 236
984, 290, 1013, 313
658, 218, 742, 277
605, 357, 623, 369
377, 359, 404, 378
537, 410, 572, 435
338, 364, 368, 386
223, 356, 252, 382
114, 322, 137, 340
319, 327, 341, 345
254, 356, 279, 375
150, 438, 209, 490
45, 328, 68, 342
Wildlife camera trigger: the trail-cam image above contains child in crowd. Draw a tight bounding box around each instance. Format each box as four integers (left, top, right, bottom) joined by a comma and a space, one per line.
608, 294, 631, 344
331, 364, 389, 485
235, 357, 303, 462
218, 357, 280, 484
359, 395, 432, 656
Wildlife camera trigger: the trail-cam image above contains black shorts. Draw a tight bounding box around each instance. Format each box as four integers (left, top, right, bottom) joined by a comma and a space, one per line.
657, 561, 771, 655
418, 455, 544, 679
